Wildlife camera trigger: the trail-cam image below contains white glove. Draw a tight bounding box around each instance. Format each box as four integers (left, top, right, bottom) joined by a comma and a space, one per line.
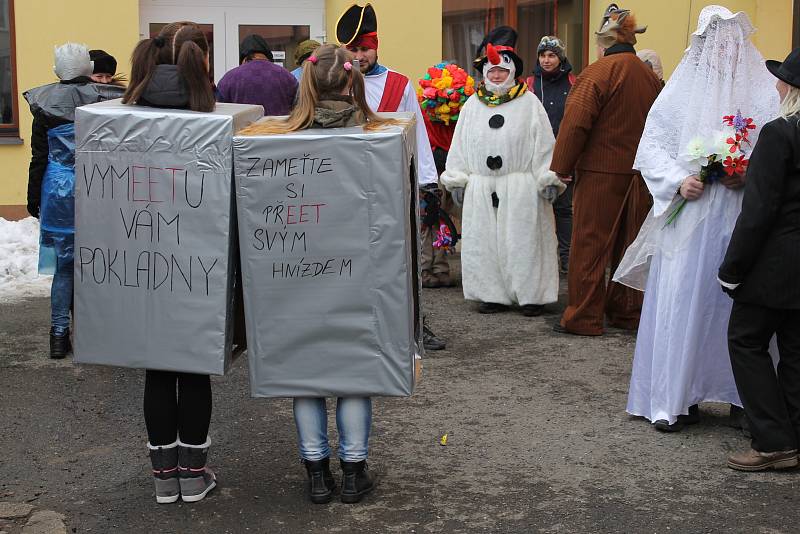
451, 187, 465, 207
540, 185, 559, 204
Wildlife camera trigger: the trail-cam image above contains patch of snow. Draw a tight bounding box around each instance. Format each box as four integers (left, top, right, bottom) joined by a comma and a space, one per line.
0, 217, 52, 302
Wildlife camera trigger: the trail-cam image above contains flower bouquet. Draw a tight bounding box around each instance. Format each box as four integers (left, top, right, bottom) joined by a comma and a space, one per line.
664, 111, 756, 227
417, 62, 475, 125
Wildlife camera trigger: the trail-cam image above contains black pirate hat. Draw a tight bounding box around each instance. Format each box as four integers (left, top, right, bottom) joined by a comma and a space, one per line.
473, 26, 523, 75
336, 3, 378, 46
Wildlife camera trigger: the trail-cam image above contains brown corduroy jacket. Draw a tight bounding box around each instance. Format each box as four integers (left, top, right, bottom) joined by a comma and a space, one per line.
550, 45, 661, 176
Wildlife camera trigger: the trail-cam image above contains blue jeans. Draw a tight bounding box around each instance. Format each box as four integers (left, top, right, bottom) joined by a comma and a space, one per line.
293, 397, 372, 462
50, 233, 74, 334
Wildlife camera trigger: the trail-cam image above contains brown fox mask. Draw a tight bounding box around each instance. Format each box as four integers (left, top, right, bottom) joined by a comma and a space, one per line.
596, 3, 647, 48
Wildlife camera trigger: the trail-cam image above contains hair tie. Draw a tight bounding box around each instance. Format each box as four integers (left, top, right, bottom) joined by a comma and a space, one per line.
153, 37, 166, 48
307, 56, 318, 64
343, 61, 352, 71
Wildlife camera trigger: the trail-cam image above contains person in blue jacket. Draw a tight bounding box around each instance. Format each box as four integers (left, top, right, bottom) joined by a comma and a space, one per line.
24, 43, 124, 359
528, 36, 576, 274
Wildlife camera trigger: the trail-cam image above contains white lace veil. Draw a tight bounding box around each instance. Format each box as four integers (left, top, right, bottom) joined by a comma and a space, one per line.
633, 6, 778, 214
616, 5, 779, 290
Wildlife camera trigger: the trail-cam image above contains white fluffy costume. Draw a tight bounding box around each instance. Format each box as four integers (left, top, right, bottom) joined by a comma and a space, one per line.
442, 29, 564, 306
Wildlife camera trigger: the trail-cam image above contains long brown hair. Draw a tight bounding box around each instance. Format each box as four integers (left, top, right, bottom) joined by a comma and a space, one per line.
123, 21, 215, 112
241, 44, 398, 135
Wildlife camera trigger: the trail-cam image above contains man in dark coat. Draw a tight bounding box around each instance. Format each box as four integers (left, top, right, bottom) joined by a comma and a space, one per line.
528, 36, 576, 273
216, 34, 297, 115
719, 49, 800, 472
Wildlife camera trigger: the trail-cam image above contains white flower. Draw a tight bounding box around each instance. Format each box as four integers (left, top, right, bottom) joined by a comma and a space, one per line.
708, 129, 732, 159
681, 136, 708, 165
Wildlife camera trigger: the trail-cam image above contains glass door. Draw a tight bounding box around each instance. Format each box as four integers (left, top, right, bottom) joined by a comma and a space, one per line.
140, 2, 325, 82
224, 7, 324, 73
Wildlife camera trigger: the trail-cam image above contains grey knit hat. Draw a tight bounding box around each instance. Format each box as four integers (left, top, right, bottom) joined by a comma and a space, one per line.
537, 36, 566, 62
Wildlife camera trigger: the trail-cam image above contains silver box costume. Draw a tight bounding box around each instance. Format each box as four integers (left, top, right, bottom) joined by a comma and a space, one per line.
234, 114, 422, 397
73, 100, 263, 375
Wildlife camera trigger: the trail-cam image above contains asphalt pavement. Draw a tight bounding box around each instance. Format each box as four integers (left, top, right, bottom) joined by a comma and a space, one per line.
1, 279, 798, 533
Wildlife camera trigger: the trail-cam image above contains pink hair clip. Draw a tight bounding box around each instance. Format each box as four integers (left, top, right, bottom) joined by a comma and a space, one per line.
343, 61, 353, 71
308, 56, 318, 64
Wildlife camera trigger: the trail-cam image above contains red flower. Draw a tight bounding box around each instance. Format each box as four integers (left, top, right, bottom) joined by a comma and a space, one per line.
427, 67, 442, 78
723, 155, 748, 176
726, 133, 744, 153
738, 157, 749, 174
723, 115, 735, 126
451, 70, 467, 85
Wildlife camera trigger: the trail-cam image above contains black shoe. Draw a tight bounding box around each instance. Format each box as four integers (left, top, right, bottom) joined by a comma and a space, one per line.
478, 302, 509, 314
653, 419, 683, 432
423, 325, 446, 351
654, 405, 700, 433
520, 304, 543, 317
49, 327, 71, 359
340, 460, 375, 504
304, 458, 336, 504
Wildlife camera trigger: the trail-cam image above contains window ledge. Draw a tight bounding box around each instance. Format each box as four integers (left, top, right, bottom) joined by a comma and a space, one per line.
0, 137, 23, 145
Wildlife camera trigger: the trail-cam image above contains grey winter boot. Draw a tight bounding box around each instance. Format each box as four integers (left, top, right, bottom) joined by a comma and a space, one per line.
148, 441, 180, 504
177, 439, 217, 503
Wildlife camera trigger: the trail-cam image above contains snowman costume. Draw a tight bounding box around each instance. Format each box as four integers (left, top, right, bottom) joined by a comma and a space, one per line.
442, 28, 565, 307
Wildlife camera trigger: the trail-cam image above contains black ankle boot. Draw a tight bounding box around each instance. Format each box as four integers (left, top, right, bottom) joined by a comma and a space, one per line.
304, 458, 336, 504
340, 460, 375, 504
49, 327, 71, 359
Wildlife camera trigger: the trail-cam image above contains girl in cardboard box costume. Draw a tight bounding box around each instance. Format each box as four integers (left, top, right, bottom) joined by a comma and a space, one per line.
240, 43, 399, 505
24, 43, 125, 360
122, 21, 218, 505
441, 26, 565, 316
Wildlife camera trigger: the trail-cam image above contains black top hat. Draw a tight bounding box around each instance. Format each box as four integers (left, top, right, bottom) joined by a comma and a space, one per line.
767, 48, 800, 89
336, 3, 377, 46
89, 49, 117, 75
473, 26, 523, 75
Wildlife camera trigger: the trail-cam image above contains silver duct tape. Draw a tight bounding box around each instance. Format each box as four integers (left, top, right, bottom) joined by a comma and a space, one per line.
234, 113, 422, 397
73, 100, 264, 375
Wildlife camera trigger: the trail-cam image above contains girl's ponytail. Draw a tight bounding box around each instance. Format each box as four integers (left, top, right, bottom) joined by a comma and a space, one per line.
176, 39, 215, 112
122, 38, 161, 105
123, 21, 213, 112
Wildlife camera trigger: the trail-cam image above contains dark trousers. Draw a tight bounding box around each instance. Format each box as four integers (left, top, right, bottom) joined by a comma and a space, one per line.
143, 371, 212, 446
553, 181, 573, 271
728, 302, 800, 452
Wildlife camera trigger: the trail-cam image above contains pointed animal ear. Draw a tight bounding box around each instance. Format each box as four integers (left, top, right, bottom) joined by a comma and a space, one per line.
613, 10, 629, 26
604, 3, 620, 18
487, 43, 501, 66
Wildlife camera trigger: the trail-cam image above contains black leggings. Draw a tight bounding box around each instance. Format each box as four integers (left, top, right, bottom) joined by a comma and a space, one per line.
143, 370, 212, 446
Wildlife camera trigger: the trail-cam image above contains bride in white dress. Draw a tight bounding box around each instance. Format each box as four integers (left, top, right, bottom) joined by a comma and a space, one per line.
614, 6, 779, 431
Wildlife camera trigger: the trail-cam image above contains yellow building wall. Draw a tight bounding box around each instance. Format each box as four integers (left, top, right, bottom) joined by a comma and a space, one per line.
0, 0, 140, 214
589, 0, 793, 77
325, 0, 443, 85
